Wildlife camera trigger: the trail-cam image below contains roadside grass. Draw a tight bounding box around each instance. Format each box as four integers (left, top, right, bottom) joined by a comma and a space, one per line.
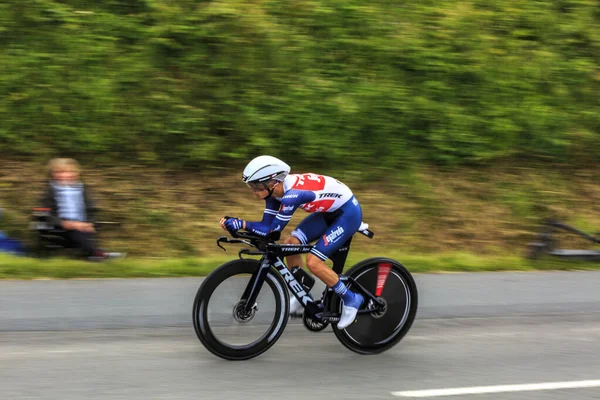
1, 252, 598, 280
1, 161, 598, 278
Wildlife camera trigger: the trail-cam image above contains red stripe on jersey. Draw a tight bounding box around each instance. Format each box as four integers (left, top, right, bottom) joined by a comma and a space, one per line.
301, 199, 335, 213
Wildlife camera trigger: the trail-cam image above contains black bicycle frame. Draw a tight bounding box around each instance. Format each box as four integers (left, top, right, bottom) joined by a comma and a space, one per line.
220, 225, 378, 318
238, 236, 384, 318
240, 248, 322, 317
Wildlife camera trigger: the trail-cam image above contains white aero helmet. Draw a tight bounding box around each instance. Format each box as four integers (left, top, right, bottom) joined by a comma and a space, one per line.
242, 155, 290, 191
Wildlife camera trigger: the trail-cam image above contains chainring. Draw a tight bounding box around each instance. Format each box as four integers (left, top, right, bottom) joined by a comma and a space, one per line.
302, 312, 329, 332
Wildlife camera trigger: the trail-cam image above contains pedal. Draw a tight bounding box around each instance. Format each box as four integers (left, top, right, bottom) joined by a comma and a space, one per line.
318, 312, 340, 323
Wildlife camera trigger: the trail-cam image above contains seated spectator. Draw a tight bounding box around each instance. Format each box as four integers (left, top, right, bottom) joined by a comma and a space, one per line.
40, 158, 124, 261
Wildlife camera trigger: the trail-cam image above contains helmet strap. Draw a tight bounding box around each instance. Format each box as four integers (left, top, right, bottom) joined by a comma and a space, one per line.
264, 180, 280, 200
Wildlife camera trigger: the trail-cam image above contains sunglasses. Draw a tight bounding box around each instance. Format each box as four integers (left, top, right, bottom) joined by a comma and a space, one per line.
246, 181, 267, 192
246, 180, 281, 192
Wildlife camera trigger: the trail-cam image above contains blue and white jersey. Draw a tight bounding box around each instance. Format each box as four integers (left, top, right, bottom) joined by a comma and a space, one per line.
245, 173, 354, 237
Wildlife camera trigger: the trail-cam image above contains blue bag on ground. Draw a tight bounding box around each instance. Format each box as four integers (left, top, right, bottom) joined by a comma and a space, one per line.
0, 231, 26, 256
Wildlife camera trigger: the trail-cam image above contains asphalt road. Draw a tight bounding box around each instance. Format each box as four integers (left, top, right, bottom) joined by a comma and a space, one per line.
1, 271, 600, 400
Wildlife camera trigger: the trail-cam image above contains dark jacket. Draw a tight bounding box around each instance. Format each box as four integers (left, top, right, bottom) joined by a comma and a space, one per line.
40, 181, 98, 228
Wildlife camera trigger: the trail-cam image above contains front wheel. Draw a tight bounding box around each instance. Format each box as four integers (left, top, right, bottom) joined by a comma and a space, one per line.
332, 257, 418, 355
192, 259, 289, 360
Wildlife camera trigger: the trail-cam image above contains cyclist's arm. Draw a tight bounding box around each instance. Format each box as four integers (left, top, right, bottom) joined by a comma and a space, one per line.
238, 198, 279, 236
260, 197, 280, 225
244, 190, 315, 237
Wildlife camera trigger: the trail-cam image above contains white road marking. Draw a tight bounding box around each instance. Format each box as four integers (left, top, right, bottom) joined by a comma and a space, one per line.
391, 379, 600, 397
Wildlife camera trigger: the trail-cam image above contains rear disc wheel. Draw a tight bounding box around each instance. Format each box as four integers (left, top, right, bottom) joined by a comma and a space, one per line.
332, 257, 418, 354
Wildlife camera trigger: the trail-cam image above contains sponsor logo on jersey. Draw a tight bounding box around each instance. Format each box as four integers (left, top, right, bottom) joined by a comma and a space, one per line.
323, 226, 345, 246
283, 194, 299, 199
318, 193, 343, 199
281, 205, 294, 212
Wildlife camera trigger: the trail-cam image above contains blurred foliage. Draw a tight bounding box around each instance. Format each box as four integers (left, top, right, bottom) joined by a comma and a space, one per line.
1, 0, 599, 170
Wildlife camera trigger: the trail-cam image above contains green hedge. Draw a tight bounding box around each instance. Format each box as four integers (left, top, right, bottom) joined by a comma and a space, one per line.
1, 0, 599, 169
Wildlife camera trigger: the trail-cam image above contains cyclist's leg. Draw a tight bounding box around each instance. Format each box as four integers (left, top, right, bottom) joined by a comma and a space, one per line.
307, 197, 362, 280
306, 197, 363, 328
286, 212, 328, 270
286, 213, 329, 314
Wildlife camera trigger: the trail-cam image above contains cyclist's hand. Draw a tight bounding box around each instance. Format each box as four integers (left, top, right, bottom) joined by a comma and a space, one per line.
219, 216, 239, 232
219, 217, 228, 231
223, 217, 244, 234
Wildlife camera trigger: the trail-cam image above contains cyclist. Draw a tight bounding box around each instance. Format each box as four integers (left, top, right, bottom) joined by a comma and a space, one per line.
219, 155, 364, 329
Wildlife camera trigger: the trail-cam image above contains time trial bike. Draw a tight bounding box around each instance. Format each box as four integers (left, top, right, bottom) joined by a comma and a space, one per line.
192, 222, 418, 360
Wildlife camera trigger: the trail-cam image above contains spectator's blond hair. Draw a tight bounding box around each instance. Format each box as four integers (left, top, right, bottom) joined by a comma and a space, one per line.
48, 158, 81, 175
